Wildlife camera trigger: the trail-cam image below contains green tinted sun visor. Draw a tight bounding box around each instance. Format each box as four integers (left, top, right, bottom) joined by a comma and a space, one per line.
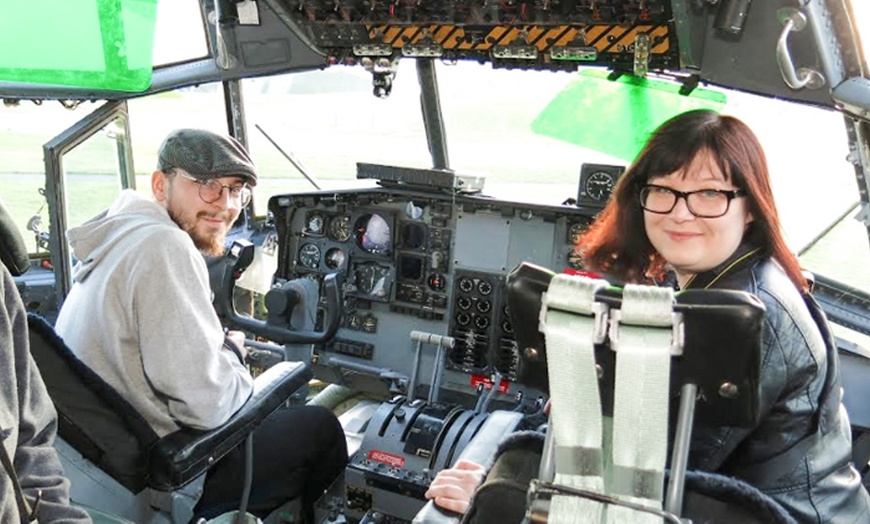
532, 69, 727, 162
0, 0, 157, 92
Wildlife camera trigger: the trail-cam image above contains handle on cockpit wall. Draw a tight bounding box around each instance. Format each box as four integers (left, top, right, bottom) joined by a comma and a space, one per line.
775, 7, 825, 90
216, 239, 343, 344
213, 0, 238, 70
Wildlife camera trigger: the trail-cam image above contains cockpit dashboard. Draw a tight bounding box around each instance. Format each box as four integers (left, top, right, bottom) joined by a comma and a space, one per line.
268, 170, 597, 407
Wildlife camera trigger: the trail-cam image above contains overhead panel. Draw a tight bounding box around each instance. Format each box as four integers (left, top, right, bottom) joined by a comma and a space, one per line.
271, 0, 679, 72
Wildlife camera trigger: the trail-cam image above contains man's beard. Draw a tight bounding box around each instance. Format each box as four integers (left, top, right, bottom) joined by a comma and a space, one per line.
168, 208, 229, 257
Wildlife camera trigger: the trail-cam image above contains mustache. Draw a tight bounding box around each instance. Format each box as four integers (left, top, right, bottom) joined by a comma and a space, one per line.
197, 211, 232, 224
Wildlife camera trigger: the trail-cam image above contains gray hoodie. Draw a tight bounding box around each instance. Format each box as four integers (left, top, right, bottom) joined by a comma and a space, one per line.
1, 264, 92, 522
55, 191, 253, 438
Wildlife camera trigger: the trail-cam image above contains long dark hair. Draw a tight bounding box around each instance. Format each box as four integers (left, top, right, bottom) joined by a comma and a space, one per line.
576, 109, 807, 291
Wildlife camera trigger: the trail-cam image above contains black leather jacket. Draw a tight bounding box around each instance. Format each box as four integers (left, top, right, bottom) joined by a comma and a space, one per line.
683, 245, 870, 523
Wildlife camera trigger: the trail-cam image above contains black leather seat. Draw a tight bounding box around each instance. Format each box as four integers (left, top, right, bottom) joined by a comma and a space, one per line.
27, 314, 312, 494
28, 313, 157, 493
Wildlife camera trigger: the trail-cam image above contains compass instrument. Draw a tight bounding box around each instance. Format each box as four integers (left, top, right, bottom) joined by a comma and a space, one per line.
577, 163, 626, 209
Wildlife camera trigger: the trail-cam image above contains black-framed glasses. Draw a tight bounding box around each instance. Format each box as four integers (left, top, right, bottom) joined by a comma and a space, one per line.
178, 172, 252, 207
639, 184, 746, 218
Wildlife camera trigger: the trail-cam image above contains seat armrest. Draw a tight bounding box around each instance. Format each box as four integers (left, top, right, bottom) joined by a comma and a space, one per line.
147, 361, 313, 491
412, 411, 524, 524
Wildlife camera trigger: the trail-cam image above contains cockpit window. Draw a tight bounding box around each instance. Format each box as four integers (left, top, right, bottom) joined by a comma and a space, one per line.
0, 0, 207, 91
231, 57, 870, 299
152, 0, 209, 67
0, 1, 158, 92
241, 63, 432, 216
437, 64, 727, 204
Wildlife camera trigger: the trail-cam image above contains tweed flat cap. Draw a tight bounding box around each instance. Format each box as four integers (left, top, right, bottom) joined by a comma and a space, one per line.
157, 129, 257, 186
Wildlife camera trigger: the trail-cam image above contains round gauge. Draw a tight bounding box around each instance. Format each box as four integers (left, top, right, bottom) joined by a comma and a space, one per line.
346, 313, 362, 330
584, 171, 616, 202
568, 221, 589, 244
298, 243, 321, 269
477, 280, 493, 296
325, 248, 346, 270
402, 223, 426, 249
458, 278, 474, 293
307, 212, 326, 235
355, 213, 392, 255
567, 248, 584, 269
362, 315, 378, 333
328, 215, 351, 242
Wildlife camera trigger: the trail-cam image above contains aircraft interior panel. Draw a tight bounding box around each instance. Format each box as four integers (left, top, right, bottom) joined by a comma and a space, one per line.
269, 182, 597, 404
267, 0, 679, 73
4, 0, 870, 521
505, 216, 560, 272
453, 212, 512, 272
265, 179, 604, 521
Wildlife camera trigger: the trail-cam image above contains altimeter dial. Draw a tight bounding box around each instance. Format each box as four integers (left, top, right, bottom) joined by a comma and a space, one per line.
299, 243, 321, 269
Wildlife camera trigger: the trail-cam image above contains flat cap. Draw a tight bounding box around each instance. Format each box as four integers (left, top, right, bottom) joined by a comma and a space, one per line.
157, 129, 257, 186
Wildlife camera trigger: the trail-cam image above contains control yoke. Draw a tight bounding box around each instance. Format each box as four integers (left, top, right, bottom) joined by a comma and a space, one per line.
214, 239, 342, 344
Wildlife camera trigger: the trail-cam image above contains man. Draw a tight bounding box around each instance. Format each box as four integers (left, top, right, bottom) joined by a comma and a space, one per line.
0, 263, 93, 523
55, 129, 346, 521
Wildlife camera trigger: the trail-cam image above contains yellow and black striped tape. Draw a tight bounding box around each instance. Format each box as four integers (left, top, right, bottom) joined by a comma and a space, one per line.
366, 23, 671, 54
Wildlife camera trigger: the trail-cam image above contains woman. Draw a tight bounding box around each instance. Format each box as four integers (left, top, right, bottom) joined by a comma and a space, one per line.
576, 108, 868, 522
427, 110, 869, 522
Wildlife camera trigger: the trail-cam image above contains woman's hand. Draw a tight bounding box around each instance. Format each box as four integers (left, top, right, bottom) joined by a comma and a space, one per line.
424, 460, 487, 515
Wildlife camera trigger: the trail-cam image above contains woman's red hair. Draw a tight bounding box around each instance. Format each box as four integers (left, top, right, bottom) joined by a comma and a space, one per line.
576, 109, 807, 291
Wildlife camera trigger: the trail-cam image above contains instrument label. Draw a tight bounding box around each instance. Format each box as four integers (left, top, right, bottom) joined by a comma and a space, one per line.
369, 450, 405, 469
470, 375, 510, 394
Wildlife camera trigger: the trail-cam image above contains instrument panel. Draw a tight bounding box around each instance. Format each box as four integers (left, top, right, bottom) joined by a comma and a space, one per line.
269, 185, 595, 400
267, 0, 679, 72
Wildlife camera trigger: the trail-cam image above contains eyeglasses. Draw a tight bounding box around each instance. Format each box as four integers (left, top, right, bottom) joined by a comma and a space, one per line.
639, 184, 746, 218
177, 172, 252, 207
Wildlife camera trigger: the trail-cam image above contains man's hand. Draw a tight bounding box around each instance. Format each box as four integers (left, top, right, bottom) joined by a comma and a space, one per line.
226, 330, 248, 360
424, 460, 487, 515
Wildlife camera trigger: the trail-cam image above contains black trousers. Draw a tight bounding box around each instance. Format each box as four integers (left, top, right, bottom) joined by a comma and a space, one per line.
193, 405, 347, 522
